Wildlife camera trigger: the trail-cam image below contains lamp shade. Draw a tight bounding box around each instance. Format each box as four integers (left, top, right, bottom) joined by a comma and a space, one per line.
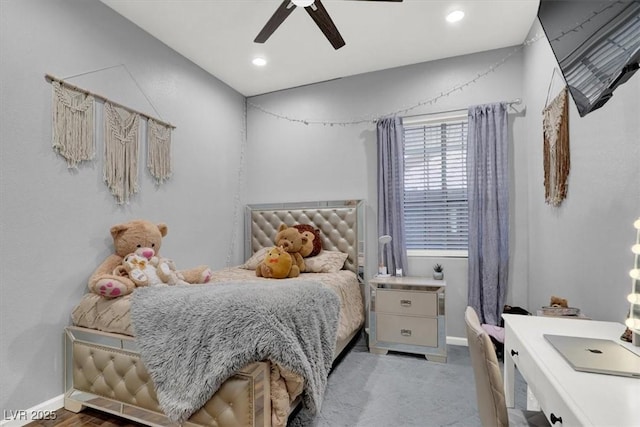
378, 235, 392, 276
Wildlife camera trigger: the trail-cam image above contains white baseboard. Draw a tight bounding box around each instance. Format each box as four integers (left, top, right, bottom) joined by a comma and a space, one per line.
447, 336, 468, 346
1, 394, 64, 427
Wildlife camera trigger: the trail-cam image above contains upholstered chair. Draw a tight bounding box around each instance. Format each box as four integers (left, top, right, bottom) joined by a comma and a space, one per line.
465, 306, 550, 427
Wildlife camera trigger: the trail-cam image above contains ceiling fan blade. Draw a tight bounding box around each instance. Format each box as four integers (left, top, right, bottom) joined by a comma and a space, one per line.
254, 0, 296, 43
304, 0, 345, 50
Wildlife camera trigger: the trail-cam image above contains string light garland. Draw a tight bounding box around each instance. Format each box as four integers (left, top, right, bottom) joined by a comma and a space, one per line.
247, 33, 544, 126
247, 1, 619, 126
226, 99, 248, 267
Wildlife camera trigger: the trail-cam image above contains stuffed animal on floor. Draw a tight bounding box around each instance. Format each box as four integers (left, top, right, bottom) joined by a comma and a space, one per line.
115, 252, 189, 287
293, 224, 322, 258
88, 219, 213, 298
255, 246, 296, 279
274, 224, 306, 276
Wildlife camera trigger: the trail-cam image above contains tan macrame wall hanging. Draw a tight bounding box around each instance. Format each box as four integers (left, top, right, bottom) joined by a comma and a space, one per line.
51, 81, 95, 168
47, 72, 177, 205
147, 119, 173, 184
104, 102, 141, 205
542, 85, 570, 207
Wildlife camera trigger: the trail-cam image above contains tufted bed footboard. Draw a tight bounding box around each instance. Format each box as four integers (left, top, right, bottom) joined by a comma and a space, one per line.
64, 326, 271, 427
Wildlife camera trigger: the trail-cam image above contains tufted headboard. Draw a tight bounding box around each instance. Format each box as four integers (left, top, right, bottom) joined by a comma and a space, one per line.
244, 200, 365, 278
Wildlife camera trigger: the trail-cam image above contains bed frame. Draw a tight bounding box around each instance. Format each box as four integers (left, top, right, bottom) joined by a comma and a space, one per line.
64, 200, 365, 427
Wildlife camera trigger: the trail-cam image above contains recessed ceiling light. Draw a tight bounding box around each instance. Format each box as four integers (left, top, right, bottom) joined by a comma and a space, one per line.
252, 57, 267, 67
292, 0, 314, 6
446, 10, 465, 23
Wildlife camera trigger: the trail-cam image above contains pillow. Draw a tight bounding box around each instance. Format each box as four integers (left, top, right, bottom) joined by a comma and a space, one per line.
304, 250, 348, 273
240, 246, 270, 270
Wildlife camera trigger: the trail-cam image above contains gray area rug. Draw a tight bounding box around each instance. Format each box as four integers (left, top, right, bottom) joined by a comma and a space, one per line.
289, 332, 527, 427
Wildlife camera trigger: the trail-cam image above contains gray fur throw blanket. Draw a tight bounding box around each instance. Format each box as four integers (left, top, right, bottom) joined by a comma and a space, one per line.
131, 280, 340, 424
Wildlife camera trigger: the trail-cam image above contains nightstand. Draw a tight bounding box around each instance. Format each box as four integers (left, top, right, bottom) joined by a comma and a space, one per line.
368, 276, 446, 362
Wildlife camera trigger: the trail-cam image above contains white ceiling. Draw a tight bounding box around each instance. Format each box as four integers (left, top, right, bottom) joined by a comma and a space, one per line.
100, 0, 540, 97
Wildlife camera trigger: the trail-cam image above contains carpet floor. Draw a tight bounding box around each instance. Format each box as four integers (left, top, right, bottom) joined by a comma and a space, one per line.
288, 332, 527, 427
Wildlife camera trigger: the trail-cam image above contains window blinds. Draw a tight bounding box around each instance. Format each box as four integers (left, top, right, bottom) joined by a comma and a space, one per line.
403, 115, 468, 252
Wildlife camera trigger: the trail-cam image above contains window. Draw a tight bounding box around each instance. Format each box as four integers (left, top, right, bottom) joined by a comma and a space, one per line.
403, 113, 468, 256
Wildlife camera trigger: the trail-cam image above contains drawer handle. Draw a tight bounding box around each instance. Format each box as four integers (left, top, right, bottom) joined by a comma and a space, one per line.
400, 300, 412, 307
510, 349, 519, 357
550, 413, 562, 425
400, 329, 412, 337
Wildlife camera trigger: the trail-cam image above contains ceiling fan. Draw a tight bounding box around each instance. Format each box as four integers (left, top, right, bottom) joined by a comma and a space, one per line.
254, 0, 403, 50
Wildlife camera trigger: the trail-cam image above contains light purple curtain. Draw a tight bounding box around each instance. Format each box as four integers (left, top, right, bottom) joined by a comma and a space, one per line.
467, 103, 509, 325
377, 116, 408, 275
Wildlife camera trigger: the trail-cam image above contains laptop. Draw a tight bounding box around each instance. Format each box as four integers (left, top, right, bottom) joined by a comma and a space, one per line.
544, 334, 640, 378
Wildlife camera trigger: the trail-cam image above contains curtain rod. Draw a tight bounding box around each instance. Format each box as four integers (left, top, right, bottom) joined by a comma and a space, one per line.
44, 73, 176, 129
402, 98, 524, 120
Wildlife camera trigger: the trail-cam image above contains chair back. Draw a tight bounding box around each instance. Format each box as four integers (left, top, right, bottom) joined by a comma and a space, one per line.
465, 306, 509, 427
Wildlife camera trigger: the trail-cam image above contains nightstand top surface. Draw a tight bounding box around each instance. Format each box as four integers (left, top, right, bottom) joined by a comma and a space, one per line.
369, 275, 446, 287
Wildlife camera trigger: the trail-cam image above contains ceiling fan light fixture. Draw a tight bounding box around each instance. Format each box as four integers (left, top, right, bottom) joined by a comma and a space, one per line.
292, 0, 314, 7
252, 57, 267, 66
446, 10, 465, 23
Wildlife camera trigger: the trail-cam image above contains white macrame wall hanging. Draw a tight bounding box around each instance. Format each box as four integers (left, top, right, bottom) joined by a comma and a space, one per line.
51, 81, 95, 168
147, 118, 173, 184
103, 102, 141, 205
47, 71, 176, 205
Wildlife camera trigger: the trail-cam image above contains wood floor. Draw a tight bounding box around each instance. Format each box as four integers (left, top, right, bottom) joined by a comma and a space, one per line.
25, 408, 145, 427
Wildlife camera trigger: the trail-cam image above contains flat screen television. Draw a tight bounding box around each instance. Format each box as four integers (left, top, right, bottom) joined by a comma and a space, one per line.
537, 0, 640, 117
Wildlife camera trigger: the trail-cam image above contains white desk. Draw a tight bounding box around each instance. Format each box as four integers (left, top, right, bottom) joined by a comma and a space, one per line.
502, 314, 640, 426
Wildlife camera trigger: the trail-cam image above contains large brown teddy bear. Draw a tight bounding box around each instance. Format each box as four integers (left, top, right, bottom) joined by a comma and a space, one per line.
273, 224, 306, 276
88, 220, 213, 298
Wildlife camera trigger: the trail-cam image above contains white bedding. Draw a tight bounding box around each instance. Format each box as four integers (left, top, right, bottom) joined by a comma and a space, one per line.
72, 267, 364, 342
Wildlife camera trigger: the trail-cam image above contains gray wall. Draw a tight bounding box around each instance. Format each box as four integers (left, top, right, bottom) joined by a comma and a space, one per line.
246, 47, 529, 341
522, 21, 640, 322
0, 0, 245, 413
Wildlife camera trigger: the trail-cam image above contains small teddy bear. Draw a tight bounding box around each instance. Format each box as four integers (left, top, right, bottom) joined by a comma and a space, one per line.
549, 296, 569, 308
293, 224, 322, 258
116, 252, 189, 287
256, 246, 296, 279
274, 224, 307, 276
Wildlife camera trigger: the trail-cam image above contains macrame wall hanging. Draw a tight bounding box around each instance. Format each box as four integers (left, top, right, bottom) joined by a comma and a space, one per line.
542, 70, 570, 207
47, 71, 177, 205
147, 118, 173, 184
51, 81, 95, 168
104, 102, 141, 205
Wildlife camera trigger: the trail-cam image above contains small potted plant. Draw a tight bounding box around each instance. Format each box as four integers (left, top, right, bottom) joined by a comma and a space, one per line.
433, 263, 444, 280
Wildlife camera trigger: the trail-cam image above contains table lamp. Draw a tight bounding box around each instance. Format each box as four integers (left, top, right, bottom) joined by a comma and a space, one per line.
378, 234, 392, 277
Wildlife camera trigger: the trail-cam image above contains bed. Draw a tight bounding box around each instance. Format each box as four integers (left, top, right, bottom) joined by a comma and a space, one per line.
65, 200, 365, 427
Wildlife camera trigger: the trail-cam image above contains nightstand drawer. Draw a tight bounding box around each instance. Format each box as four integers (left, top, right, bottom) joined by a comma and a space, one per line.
376, 314, 438, 347
376, 290, 437, 316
